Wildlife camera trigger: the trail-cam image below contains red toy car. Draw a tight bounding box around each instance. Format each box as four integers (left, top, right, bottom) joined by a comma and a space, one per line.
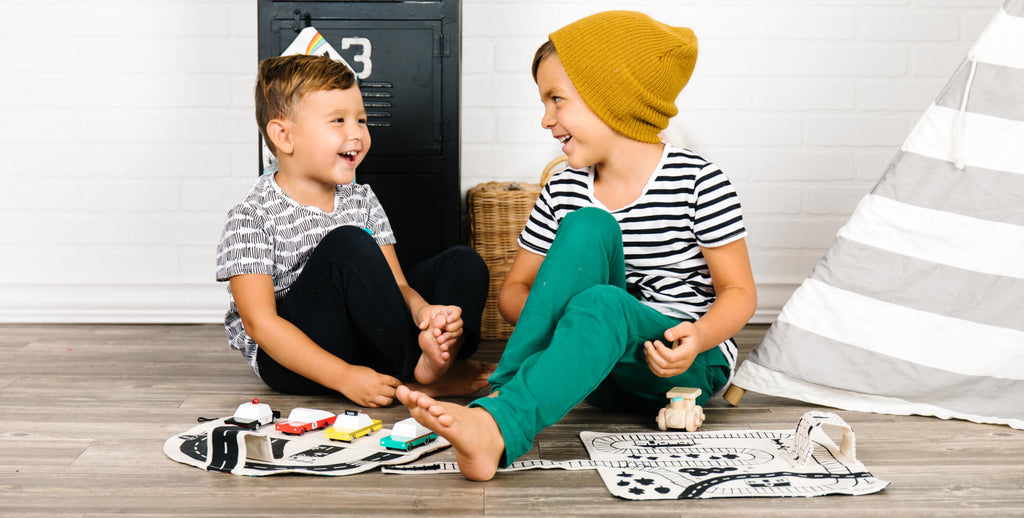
274, 408, 336, 435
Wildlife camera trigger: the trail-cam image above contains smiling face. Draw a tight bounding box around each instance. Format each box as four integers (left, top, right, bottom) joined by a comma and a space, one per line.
535, 54, 620, 170
284, 86, 370, 187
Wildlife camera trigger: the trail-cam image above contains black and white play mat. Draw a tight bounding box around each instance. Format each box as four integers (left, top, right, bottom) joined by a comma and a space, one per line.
163, 416, 448, 476
165, 410, 888, 500
384, 411, 889, 500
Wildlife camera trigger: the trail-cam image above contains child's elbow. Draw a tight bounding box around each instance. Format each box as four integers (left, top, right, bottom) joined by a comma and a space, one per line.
239, 313, 271, 344
722, 281, 757, 323
742, 283, 758, 321
497, 283, 526, 325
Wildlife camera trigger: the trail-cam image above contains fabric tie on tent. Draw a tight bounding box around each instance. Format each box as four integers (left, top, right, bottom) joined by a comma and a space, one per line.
952, 54, 977, 170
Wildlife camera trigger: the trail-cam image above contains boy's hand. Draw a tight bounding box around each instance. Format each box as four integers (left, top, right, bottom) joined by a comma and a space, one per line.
643, 321, 704, 378
339, 365, 400, 407
417, 305, 464, 349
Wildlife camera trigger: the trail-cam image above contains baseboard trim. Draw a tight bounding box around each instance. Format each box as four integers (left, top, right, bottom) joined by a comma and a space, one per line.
0, 279, 800, 324
749, 278, 799, 324
0, 282, 227, 324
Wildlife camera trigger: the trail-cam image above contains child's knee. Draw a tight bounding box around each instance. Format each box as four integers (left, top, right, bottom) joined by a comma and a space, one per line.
445, 245, 488, 285
566, 284, 633, 314
323, 224, 375, 243
562, 207, 618, 232
322, 225, 376, 249
558, 207, 621, 247
318, 225, 381, 264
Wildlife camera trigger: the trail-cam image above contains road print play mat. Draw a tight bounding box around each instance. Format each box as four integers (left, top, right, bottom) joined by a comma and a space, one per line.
164, 417, 449, 476
384, 411, 890, 500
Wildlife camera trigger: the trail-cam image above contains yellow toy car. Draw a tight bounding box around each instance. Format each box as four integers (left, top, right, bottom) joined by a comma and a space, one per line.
324, 410, 382, 442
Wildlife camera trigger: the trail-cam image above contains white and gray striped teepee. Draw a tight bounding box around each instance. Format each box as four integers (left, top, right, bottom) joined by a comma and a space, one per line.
732, 0, 1024, 430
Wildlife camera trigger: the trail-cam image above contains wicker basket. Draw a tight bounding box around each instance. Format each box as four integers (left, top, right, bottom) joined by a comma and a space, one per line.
468, 156, 567, 340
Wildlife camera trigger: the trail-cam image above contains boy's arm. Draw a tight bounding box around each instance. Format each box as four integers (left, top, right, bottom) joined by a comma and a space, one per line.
379, 245, 462, 346
645, 238, 757, 377
229, 273, 400, 407
497, 248, 545, 325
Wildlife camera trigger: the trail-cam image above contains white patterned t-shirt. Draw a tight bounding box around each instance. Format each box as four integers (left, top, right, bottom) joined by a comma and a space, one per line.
215, 173, 396, 374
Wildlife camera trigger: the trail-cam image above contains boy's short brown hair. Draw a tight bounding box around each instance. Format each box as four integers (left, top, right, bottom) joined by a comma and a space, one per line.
531, 40, 557, 82
255, 54, 357, 154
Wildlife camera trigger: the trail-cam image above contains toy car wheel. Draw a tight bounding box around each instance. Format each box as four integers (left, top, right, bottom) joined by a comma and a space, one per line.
685, 407, 704, 432
656, 409, 668, 431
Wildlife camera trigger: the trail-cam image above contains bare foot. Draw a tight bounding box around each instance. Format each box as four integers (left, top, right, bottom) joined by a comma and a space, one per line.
406, 360, 496, 397
414, 312, 453, 385
396, 385, 505, 481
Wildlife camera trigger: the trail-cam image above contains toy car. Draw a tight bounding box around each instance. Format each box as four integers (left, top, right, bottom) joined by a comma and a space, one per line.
274, 408, 336, 435
656, 387, 705, 432
224, 398, 280, 430
324, 410, 382, 442
380, 417, 438, 451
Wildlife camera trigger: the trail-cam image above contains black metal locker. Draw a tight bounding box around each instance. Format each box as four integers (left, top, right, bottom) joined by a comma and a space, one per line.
258, 0, 460, 269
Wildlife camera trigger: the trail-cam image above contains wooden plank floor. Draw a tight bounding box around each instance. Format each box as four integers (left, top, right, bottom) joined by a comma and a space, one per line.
2, 323, 1022, 516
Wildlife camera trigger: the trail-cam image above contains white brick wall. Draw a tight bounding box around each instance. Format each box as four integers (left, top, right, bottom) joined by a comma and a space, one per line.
0, 0, 1000, 322
0, 0, 258, 321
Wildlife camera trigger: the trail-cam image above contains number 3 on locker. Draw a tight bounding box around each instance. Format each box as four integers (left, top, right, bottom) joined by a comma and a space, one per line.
341, 37, 372, 80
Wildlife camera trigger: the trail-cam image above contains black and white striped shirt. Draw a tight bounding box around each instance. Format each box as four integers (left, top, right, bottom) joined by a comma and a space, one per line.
519, 144, 746, 369
215, 173, 396, 373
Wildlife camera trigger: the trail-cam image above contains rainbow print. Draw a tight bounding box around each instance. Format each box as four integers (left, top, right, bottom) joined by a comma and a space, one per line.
304, 32, 327, 55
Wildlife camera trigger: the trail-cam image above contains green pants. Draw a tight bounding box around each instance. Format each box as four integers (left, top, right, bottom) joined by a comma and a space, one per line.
471, 207, 730, 466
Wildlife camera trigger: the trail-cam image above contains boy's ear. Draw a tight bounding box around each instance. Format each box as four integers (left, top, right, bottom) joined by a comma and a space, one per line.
266, 119, 293, 155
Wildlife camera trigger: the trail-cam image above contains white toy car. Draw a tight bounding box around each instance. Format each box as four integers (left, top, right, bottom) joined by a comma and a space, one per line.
225, 398, 279, 430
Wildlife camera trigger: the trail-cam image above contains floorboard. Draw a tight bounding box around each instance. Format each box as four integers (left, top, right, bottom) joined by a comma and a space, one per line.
1, 323, 1022, 516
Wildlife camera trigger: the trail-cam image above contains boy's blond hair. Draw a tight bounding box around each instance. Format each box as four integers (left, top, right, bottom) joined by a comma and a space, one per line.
255, 54, 357, 154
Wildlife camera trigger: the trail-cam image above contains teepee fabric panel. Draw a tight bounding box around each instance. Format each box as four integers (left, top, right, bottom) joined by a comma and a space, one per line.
733, 0, 1024, 430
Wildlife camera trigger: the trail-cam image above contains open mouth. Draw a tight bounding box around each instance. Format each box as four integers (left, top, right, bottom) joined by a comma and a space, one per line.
339, 151, 358, 162
557, 135, 572, 145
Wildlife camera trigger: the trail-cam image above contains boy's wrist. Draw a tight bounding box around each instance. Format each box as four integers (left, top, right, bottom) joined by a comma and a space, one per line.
328, 359, 357, 393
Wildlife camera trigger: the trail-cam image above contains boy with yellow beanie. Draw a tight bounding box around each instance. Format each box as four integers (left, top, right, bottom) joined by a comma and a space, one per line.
398, 11, 756, 481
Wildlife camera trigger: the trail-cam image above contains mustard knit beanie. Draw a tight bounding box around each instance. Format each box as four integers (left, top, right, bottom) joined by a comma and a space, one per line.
549, 11, 697, 144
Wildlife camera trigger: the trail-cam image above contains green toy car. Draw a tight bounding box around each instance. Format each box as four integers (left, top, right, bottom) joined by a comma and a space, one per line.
380, 417, 438, 451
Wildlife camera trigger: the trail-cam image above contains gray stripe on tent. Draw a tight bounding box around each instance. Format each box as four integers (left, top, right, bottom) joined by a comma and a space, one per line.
811, 237, 1024, 332
1006, 0, 1023, 17
873, 151, 1024, 226
749, 320, 1024, 420
935, 60, 1024, 122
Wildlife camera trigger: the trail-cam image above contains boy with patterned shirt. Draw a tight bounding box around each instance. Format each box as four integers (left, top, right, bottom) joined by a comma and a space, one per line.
397, 11, 757, 480
217, 54, 494, 407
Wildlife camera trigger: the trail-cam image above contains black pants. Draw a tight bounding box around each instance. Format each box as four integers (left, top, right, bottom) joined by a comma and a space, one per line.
256, 226, 489, 394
